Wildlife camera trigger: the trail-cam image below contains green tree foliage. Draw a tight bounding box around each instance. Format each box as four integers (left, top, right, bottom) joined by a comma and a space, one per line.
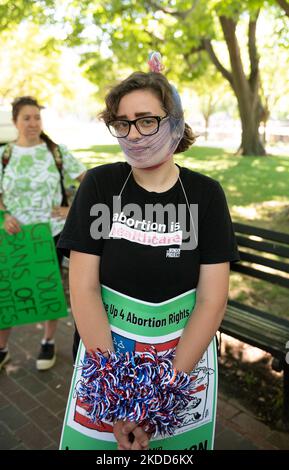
192, 69, 237, 140
62, 0, 288, 155
0, 23, 73, 105
0, 0, 56, 33
275, 0, 289, 16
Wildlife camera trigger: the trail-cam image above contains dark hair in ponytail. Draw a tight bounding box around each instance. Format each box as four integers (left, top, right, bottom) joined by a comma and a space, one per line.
11, 96, 58, 151
174, 123, 196, 153
39, 131, 57, 154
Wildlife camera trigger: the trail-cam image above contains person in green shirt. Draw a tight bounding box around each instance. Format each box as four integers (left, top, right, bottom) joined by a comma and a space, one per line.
0, 96, 86, 371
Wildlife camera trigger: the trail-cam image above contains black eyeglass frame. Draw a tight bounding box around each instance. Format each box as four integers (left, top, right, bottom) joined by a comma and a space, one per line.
106, 114, 168, 138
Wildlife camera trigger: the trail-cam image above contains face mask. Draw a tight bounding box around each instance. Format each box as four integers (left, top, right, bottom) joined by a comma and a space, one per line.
117, 116, 185, 169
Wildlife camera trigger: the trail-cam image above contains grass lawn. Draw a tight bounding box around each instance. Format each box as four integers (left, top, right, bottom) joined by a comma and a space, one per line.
72, 144, 289, 319
73, 144, 289, 232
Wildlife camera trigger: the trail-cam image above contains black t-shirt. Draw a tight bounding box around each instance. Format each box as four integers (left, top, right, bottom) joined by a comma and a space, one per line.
58, 161, 239, 297
57, 162, 239, 353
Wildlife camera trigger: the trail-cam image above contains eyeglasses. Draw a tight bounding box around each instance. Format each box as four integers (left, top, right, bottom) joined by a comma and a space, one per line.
107, 115, 168, 138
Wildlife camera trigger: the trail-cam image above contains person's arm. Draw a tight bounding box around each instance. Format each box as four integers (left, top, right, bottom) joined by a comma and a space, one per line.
0, 193, 21, 234
0, 194, 5, 211
52, 144, 86, 217
173, 262, 230, 374
69, 250, 113, 352
69, 250, 150, 450
52, 172, 86, 219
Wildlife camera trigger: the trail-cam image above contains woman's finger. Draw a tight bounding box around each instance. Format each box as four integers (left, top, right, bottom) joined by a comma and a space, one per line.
113, 421, 132, 450
130, 426, 149, 448
130, 439, 144, 451
5, 217, 21, 234
5, 223, 20, 234
122, 421, 139, 435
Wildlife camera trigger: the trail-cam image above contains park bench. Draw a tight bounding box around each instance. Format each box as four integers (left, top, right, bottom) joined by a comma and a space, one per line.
220, 222, 289, 426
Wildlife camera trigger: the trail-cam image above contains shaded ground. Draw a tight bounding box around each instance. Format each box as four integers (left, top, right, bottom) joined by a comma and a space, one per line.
218, 334, 285, 430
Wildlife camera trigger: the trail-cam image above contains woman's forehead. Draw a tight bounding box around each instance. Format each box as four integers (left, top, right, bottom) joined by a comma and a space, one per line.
117, 89, 163, 117
18, 105, 41, 116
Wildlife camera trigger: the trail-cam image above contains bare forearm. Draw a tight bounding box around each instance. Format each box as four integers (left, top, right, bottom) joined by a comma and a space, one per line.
0, 194, 7, 211
70, 287, 113, 353
173, 300, 227, 373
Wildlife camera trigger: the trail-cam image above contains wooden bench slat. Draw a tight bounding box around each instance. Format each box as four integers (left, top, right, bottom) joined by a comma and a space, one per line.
221, 307, 289, 357
227, 223, 289, 422
220, 325, 285, 360
233, 223, 289, 244
239, 251, 289, 274
232, 264, 289, 288
236, 236, 289, 258
223, 307, 289, 344
228, 300, 289, 326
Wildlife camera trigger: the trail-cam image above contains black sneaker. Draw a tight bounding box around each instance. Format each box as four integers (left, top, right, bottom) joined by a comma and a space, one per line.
0, 350, 10, 370
36, 342, 56, 371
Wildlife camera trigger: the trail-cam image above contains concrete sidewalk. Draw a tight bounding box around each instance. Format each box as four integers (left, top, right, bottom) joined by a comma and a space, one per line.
0, 313, 288, 450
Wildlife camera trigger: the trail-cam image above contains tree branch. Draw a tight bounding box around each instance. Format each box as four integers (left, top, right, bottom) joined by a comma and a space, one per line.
219, 15, 249, 95
202, 38, 234, 88
248, 10, 260, 93
184, 43, 206, 57
143, 28, 164, 43
276, 0, 289, 17
144, 0, 200, 20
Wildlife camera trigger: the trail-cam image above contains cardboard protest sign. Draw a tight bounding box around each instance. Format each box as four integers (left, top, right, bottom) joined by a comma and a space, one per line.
60, 285, 217, 450
0, 223, 68, 328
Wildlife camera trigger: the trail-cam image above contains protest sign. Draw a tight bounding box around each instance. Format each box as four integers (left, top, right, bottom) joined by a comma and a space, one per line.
0, 223, 68, 328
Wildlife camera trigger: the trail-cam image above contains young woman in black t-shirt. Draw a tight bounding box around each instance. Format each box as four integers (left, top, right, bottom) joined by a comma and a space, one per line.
58, 54, 239, 450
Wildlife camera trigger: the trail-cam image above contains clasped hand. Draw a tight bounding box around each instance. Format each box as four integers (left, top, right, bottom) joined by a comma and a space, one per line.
113, 420, 151, 450
3, 214, 21, 234
3, 206, 69, 235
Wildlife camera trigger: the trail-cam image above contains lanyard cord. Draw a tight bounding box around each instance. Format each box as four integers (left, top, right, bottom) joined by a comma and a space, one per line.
117, 167, 198, 247
118, 169, 132, 200
178, 175, 198, 247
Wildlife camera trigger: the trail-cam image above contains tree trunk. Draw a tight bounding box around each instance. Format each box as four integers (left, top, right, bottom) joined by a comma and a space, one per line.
262, 120, 267, 147
204, 14, 266, 155
204, 116, 209, 141
220, 15, 266, 156
240, 113, 266, 155
237, 94, 266, 155
276, 0, 289, 17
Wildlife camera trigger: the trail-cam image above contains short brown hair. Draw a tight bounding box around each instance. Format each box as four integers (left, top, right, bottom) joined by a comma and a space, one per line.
99, 72, 196, 153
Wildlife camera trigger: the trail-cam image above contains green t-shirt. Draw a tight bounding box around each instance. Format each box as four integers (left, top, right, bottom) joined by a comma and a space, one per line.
0, 143, 86, 236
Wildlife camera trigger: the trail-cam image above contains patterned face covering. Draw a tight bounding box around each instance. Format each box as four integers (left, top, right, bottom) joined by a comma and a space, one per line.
117, 114, 185, 169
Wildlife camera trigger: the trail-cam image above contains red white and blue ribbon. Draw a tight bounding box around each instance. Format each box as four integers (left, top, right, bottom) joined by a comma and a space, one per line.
76, 347, 202, 436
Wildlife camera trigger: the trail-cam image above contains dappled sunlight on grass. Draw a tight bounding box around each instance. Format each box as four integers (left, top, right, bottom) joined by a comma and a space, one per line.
73, 143, 289, 231
276, 166, 286, 172
231, 200, 289, 233
178, 148, 289, 213
81, 154, 124, 169
176, 156, 237, 173
73, 145, 124, 169
232, 205, 260, 220
229, 273, 289, 320
74, 145, 121, 154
